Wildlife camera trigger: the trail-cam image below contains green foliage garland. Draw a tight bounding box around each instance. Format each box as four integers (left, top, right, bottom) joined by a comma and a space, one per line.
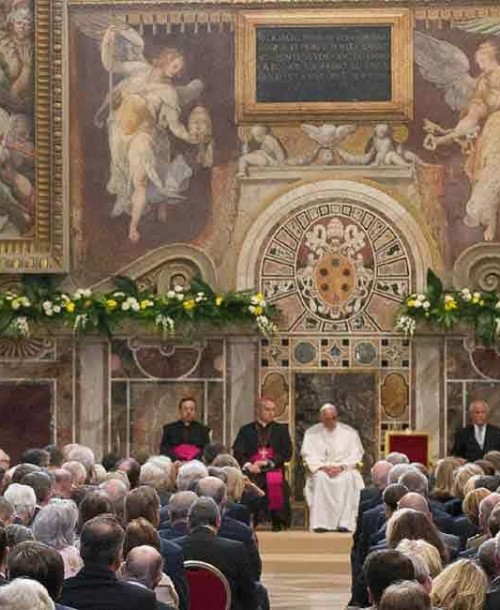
0, 276, 277, 339
395, 269, 500, 345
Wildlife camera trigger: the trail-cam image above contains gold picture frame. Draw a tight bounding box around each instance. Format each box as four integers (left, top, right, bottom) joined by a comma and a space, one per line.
236, 8, 413, 123
0, 0, 67, 273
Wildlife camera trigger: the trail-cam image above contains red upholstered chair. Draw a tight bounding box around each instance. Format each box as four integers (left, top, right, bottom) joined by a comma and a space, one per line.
184, 560, 231, 610
385, 431, 430, 467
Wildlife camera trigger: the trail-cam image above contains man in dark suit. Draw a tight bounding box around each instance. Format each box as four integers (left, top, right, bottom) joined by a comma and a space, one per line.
61, 514, 157, 610
452, 399, 500, 461
159, 491, 197, 541
195, 476, 262, 581
122, 546, 175, 610
0, 525, 7, 586
160, 397, 211, 461
126, 486, 188, 610
175, 497, 256, 610
233, 397, 293, 531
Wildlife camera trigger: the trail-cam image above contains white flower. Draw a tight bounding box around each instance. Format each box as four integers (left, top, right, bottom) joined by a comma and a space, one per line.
473, 291, 481, 300
496, 301, 500, 309
131, 302, 140, 312
462, 292, 472, 302
444, 294, 455, 304
12, 316, 29, 337
11, 301, 20, 310
121, 302, 130, 311
395, 314, 416, 337
413, 300, 422, 309
249, 305, 256, 314
53, 305, 61, 314
155, 314, 175, 337
19, 297, 30, 307
44, 309, 53, 317
42, 300, 52, 310
255, 315, 277, 337
73, 314, 89, 332
423, 301, 430, 310
175, 293, 185, 301
461, 288, 471, 295
173, 285, 184, 293
166, 290, 176, 299
60, 293, 70, 302
415, 294, 425, 302
113, 291, 125, 298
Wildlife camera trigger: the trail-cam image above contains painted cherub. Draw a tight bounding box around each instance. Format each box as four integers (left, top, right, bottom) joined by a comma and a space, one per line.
338, 124, 418, 166
237, 125, 286, 177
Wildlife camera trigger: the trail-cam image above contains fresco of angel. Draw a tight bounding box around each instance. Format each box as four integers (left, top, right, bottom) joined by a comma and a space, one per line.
415, 27, 500, 241
75, 17, 211, 243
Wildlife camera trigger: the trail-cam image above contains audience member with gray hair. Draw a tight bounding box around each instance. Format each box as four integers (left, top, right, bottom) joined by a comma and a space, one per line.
398, 470, 429, 497
478, 538, 499, 582
61, 461, 87, 489
387, 463, 415, 485
64, 445, 95, 481
52, 469, 72, 500
4, 483, 36, 525
0, 497, 14, 525
99, 478, 128, 520
21, 471, 53, 507
32, 500, 82, 578
385, 452, 410, 465
122, 545, 173, 609
5, 524, 35, 547
196, 475, 263, 582
176, 497, 257, 610
176, 460, 208, 491
379, 580, 431, 610
159, 491, 197, 540
139, 461, 173, 504
0, 577, 55, 610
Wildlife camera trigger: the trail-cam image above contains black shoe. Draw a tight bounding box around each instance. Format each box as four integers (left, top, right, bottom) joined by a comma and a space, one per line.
313, 527, 330, 533
337, 527, 351, 533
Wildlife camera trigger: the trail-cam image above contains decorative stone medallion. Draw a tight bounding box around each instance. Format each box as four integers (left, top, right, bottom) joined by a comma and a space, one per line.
260, 200, 410, 332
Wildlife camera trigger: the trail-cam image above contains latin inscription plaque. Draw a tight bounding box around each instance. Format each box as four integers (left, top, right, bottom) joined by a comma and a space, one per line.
256, 26, 392, 103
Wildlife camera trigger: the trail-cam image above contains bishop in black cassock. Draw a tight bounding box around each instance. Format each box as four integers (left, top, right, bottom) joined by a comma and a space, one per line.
233, 398, 293, 530
160, 397, 211, 461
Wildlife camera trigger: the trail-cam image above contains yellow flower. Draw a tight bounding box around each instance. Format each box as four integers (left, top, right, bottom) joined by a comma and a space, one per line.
140, 300, 151, 310
65, 302, 75, 313
444, 299, 457, 312
255, 292, 264, 302
407, 299, 416, 308
183, 299, 196, 311
215, 296, 223, 307
253, 306, 263, 316
106, 299, 118, 311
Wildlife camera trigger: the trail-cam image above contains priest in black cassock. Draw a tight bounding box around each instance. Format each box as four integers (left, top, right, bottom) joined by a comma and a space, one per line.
233, 397, 293, 531
160, 397, 211, 461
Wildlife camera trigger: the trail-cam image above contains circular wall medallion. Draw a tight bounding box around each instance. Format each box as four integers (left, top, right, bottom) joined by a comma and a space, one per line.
354, 342, 377, 365
260, 200, 410, 331
294, 341, 317, 364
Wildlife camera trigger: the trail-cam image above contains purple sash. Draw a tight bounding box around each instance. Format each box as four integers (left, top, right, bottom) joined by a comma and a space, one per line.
172, 443, 200, 461
251, 448, 284, 512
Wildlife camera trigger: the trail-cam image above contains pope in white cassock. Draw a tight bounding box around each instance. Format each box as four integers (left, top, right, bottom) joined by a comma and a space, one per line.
301, 403, 365, 532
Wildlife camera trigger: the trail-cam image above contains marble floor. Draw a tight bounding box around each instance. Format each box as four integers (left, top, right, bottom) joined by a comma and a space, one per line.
258, 531, 352, 609
263, 572, 351, 609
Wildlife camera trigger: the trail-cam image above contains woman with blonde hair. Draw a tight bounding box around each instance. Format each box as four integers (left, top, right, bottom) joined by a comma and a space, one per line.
452, 464, 484, 500
396, 538, 443, 578
463, 487, 491, 526
431, 457, 457, 503
431, 559, 488, 610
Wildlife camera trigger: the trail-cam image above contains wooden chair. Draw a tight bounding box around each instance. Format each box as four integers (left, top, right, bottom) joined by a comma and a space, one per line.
184, 560, 231, 610
385, 430, 430, 467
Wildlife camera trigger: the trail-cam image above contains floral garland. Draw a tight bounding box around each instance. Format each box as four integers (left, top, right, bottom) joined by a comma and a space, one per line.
395, 269, 500, 346
0, 276, 278, 339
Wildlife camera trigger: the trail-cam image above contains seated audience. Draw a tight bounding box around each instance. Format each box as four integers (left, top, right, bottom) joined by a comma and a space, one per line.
21, 448, 50, 468
60, 514, 157, 610
44, 445, 64, 470
63, 446, 95, 484
484, 450, 500, 474
396, 538, 443, 578
223, 467, 252, 526
363, 549, 415, 608
61, 462, 87, 490
122, 545, 175, 610
78, 490, 113, 532
6, 540, 71, 608
0, 497, 13, 525
0, 578, 55, 610
118, 458, 141, 490
32, 500, 82, 578
5, 523, 35, 547
0, 525, 7, 585
175, 497, 256, 610
477, 538, 498, 582
4, 483, 36, 526
379, 580, 432, 610
385, 452, 410, 465
52, 470, 72, 500
175, 461, 208, 492
474, 460, 495, 476
12, 463, 41, 484
125, 486, 188, 610
484, 531, 500, 609
99, 479, 128, 521
139, 460, 173, 506
123, 518, 179, 608
159, 491, 197, 540
431, 558, 487, 610
430, 458, 456, 504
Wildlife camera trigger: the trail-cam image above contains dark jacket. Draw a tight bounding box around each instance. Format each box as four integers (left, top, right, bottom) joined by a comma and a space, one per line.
219, 515, 262, 581
159, 537, 188, 610
226, 501, 252, 526
175, 526, 257, 610
484, 576, 500, 610
233, 421, 292, 470
60, 562, 157, 610
159, 520, 189, 541
160, 420, 210, 461
451, 424, 500, 461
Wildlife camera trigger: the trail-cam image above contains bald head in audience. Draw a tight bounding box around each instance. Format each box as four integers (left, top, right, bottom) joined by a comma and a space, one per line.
371, 461, 393, 490
398, 492, 430, 516
123, 545, 163, 590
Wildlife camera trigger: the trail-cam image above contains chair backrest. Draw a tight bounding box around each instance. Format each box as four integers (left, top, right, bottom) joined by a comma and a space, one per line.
184, 559, 231, 610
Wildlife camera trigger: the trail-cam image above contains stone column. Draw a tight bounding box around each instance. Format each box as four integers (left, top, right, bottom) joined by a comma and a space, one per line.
414, 335, 445, 462
78, 339, 107, 460
227, 336, 259, 444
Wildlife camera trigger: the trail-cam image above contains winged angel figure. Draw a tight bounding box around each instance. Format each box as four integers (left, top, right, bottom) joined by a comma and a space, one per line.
73, 16, 205, 242
415, 26, 500, 241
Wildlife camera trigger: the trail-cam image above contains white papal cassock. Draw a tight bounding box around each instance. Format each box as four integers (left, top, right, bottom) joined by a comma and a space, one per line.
301, 422, 364, 532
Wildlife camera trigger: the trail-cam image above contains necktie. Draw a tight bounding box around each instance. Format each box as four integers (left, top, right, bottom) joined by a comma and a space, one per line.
476, 425, 485, 449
